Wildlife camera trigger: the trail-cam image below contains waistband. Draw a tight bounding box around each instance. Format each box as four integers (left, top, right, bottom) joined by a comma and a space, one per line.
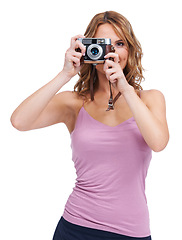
60, 216, 151, 239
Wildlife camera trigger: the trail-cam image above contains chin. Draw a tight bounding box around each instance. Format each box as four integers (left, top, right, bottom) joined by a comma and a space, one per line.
96, 64, 105, 74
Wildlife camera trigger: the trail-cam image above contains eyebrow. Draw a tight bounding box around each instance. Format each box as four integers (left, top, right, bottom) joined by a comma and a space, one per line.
115, 39, 124, 42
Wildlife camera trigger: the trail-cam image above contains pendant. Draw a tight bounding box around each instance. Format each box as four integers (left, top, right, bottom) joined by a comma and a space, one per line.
106, 98, 114, 111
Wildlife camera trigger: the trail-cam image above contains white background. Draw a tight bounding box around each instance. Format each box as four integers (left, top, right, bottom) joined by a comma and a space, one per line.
1, 0, 182, 239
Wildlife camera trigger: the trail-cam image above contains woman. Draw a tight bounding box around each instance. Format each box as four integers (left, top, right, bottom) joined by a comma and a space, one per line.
11, 11, 169, 240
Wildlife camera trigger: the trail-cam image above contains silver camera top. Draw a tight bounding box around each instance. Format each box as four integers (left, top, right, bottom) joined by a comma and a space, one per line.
77, 38, 111, 45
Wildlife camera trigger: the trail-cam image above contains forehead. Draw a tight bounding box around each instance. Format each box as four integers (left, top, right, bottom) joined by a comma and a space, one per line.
94, 23, 121, 40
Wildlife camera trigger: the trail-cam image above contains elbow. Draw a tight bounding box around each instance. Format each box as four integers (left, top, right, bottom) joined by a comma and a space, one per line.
152, 143, 167, 152
10, 114, 28, 131
151, 133, 170, 152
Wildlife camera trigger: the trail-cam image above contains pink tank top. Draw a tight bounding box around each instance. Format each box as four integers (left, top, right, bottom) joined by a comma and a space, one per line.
62, 106, 152, 238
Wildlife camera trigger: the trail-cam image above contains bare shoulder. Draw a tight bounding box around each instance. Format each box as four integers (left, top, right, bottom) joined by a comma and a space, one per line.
140, 89, 166, 108
139, 89, 168, 125
55, 90, 83, 133
56, 90, 83, 110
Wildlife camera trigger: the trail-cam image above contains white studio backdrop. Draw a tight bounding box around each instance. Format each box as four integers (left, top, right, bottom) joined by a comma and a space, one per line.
0, 0, 181, 239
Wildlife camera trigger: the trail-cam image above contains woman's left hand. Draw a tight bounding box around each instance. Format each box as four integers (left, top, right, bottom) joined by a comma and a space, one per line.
103, 52, 130, 93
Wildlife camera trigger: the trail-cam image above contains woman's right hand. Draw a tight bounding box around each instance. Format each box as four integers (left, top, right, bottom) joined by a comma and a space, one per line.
62, 34, 86, 80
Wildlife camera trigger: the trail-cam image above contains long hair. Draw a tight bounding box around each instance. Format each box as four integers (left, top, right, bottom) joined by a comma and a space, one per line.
74, 11, 144, 99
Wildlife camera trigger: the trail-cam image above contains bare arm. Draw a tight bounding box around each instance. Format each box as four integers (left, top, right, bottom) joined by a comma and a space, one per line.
10, 71, 70, 131
123, 87, 169, 152
10, 35, 86, 131
104, 52, 169, 152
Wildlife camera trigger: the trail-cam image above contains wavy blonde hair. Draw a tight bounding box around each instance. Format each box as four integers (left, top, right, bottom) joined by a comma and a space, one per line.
74, 11, 144, 99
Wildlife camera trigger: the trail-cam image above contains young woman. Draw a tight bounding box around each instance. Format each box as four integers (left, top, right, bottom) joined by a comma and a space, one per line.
11, 11, 169, 240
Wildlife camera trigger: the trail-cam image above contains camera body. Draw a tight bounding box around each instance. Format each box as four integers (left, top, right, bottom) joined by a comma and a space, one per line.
77, 38, 114, 64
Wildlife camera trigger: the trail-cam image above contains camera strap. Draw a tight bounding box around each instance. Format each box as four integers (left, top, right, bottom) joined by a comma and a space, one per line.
106, 81, 121, 111
90, 64, 121, 111
90, 64, 96, 101
106, 81, 114, 111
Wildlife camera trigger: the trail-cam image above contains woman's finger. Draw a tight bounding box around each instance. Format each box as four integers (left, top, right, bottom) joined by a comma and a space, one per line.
105, 68, 115, 79
70, 35, 86, 55
70, 56, 81, 67
70, 34, 85, 45
72, 50, 83, 59
109, 73, 119, 82
75, 40, 86, 55
104, 59, 115, 71
104, 52, 120, 63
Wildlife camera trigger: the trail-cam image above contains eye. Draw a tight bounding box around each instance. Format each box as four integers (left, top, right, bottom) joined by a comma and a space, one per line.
115, 41, 124, 47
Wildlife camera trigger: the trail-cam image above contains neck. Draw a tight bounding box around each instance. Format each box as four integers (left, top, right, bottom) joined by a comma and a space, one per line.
95, 70, 118, 97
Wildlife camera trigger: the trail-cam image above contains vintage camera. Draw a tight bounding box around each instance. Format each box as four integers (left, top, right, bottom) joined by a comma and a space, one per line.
77, 38, 114, 64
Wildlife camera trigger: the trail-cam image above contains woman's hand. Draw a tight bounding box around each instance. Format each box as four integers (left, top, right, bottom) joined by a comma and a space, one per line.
103, 52, 130, 93
62, 35, 86, 80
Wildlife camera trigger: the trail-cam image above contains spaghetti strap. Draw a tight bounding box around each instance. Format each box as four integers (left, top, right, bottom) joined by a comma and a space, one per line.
139, 90, 142, 99
82, 96, 85, 107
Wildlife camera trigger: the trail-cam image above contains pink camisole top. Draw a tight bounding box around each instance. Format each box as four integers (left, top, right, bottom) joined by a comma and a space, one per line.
62, 105, 152, 238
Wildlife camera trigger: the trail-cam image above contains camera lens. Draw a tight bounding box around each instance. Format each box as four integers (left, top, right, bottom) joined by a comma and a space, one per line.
87, 44, 103, 60
91, 47, 99, 56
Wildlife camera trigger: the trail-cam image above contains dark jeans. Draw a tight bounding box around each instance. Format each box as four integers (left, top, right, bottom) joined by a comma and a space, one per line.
53, 216, 152, 240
